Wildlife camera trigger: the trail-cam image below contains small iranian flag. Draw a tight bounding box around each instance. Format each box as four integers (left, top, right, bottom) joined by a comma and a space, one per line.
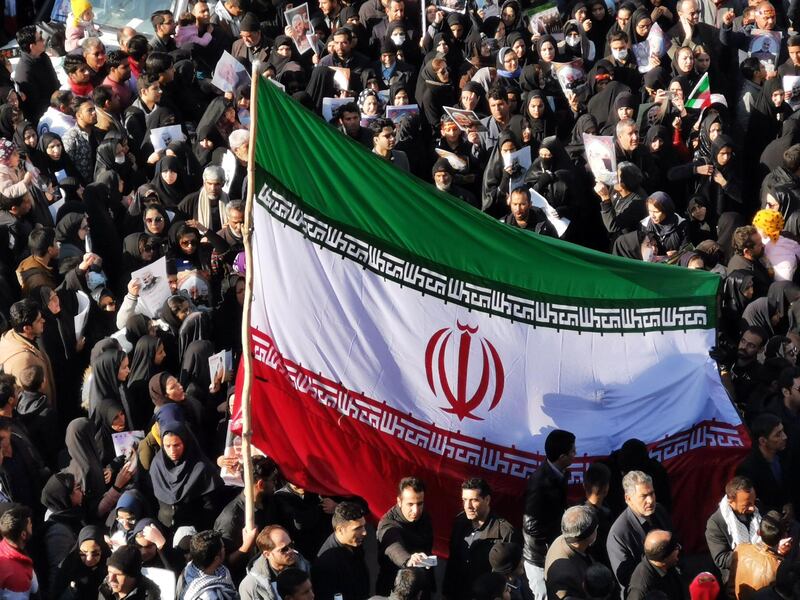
685, 72, 711, 109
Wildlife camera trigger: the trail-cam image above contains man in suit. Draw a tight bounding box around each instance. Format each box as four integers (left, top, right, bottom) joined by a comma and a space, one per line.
626, 530, 687, 600
544, 505, 597, 600
706, 476, 761, 586
606, 470, 672, 588
523, 430, 576, 600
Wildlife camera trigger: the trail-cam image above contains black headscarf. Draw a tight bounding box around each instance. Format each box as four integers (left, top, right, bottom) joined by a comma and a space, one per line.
53, 525, 111, 599
723, 269, 755, 323
178, 311, 212, 364
150, 156, 187, 209
89, 349, 126, 418
566, 113, 598, 159
94, 396, 127, 465
149, 422, 220, 504
125, 314, 152, 350
179, 340, 214, 395
38, 131, 80, 185
65, 418, 106, 499
0, 104, 16, 139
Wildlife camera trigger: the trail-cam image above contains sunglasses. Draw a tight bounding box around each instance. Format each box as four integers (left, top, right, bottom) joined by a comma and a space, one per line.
143, 244, 155, 251
180, 238, 198, 247
275, 542, 295, 554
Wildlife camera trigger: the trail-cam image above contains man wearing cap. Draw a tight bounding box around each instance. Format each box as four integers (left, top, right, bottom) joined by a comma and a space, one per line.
99, 545, 161, 599
239, 525, 312, 600
232, 13, 270, 72
544, 506, 598, 600
626, 530, 685, 600
373, 39, 416, 89
443, 478, 516, 600
431, 159, 479, 208
489, 542, 526, 600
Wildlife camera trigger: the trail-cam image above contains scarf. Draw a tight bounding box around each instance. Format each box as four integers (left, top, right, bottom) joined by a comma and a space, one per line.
718, 495, 761, 549
182, 563, 237, 600
197, 187, 229, 231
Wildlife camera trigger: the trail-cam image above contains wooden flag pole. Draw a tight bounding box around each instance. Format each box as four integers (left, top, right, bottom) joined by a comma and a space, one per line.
239, 62, 262, 532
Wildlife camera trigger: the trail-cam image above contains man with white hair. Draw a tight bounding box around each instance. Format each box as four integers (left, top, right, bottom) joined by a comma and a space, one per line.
220, 129, 249, 202
544, 505, 598, 599
178, 165, 230, 232
606, 471, 672, 588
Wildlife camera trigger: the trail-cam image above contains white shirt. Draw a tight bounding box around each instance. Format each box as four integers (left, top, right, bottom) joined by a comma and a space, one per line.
764, 235, 800, 281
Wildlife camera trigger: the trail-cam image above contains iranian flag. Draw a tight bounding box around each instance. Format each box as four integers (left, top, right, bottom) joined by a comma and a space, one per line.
685, 72, 711, 109
236, 76, 747, 552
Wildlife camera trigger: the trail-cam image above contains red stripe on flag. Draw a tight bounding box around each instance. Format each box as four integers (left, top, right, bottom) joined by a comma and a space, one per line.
234, 330, 749, 555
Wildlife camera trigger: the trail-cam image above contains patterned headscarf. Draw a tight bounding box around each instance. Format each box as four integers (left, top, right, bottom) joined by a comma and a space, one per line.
0, 138, 16, 163
753, 209, 784, 243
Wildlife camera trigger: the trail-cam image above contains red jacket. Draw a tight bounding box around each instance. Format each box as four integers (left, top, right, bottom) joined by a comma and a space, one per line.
0, 538, 35, 598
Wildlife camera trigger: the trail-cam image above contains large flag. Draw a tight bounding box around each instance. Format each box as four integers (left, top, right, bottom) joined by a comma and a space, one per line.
238, 76, 747, 552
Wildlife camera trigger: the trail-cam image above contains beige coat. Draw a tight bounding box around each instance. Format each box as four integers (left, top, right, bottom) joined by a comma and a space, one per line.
544, 535, 595, 600
0, 329, 56, 405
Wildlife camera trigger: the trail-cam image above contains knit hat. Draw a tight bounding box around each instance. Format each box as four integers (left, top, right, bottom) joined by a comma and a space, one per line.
107, 545, 142, 577
240, 13, 261, 33
380, 37, 396, 55
0, 139, 16, 163
488, 541, 523, 575
753, 208, 784, 243
432, 157, 454, 177
71, 0, 92, 20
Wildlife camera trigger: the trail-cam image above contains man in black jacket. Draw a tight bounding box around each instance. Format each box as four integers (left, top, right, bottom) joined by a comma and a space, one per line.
443, 478, 516, 600
312, 501, 369, 600
14, 26, 59, 125
706, 476, 761, 586
606, 470, 672, 589
626, 530, 687, 600
523, 429, 576, 600
736, 413, 792, 515
376, 477, 434, 596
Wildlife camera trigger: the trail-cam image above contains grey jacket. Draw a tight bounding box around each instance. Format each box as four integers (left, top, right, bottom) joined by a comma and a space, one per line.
238, 552, 312, 600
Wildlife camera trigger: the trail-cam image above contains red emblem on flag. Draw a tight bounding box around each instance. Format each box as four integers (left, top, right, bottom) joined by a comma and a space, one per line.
424, 322, 505, 421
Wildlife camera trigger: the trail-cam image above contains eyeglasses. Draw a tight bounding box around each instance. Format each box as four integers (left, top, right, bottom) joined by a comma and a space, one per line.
179, 239, 198, 247
275, 542, 295, 554
145, 216, 164, 223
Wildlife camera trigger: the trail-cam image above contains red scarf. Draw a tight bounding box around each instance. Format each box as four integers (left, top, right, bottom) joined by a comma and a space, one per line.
69, 81, 94, 97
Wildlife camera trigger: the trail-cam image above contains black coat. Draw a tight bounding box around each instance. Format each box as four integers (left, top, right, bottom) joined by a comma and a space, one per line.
627, 556, 687, 600
735, 450, 793, 514
523, 462, 568, 567
606, 505, 673, 588
375, 505, 434, 595
312, 533, 370, 600
443, 512, 517, 599
15, 52, 60, 124
705, 507, 747, 584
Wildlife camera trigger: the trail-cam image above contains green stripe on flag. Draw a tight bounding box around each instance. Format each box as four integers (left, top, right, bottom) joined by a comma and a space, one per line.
253, 77, 720, 315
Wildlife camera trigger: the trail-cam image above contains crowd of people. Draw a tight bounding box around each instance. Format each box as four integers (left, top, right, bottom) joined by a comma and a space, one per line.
0, 0, 799, 596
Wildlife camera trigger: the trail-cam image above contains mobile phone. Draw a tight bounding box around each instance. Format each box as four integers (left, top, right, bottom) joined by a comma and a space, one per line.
419, 555, 438, 567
